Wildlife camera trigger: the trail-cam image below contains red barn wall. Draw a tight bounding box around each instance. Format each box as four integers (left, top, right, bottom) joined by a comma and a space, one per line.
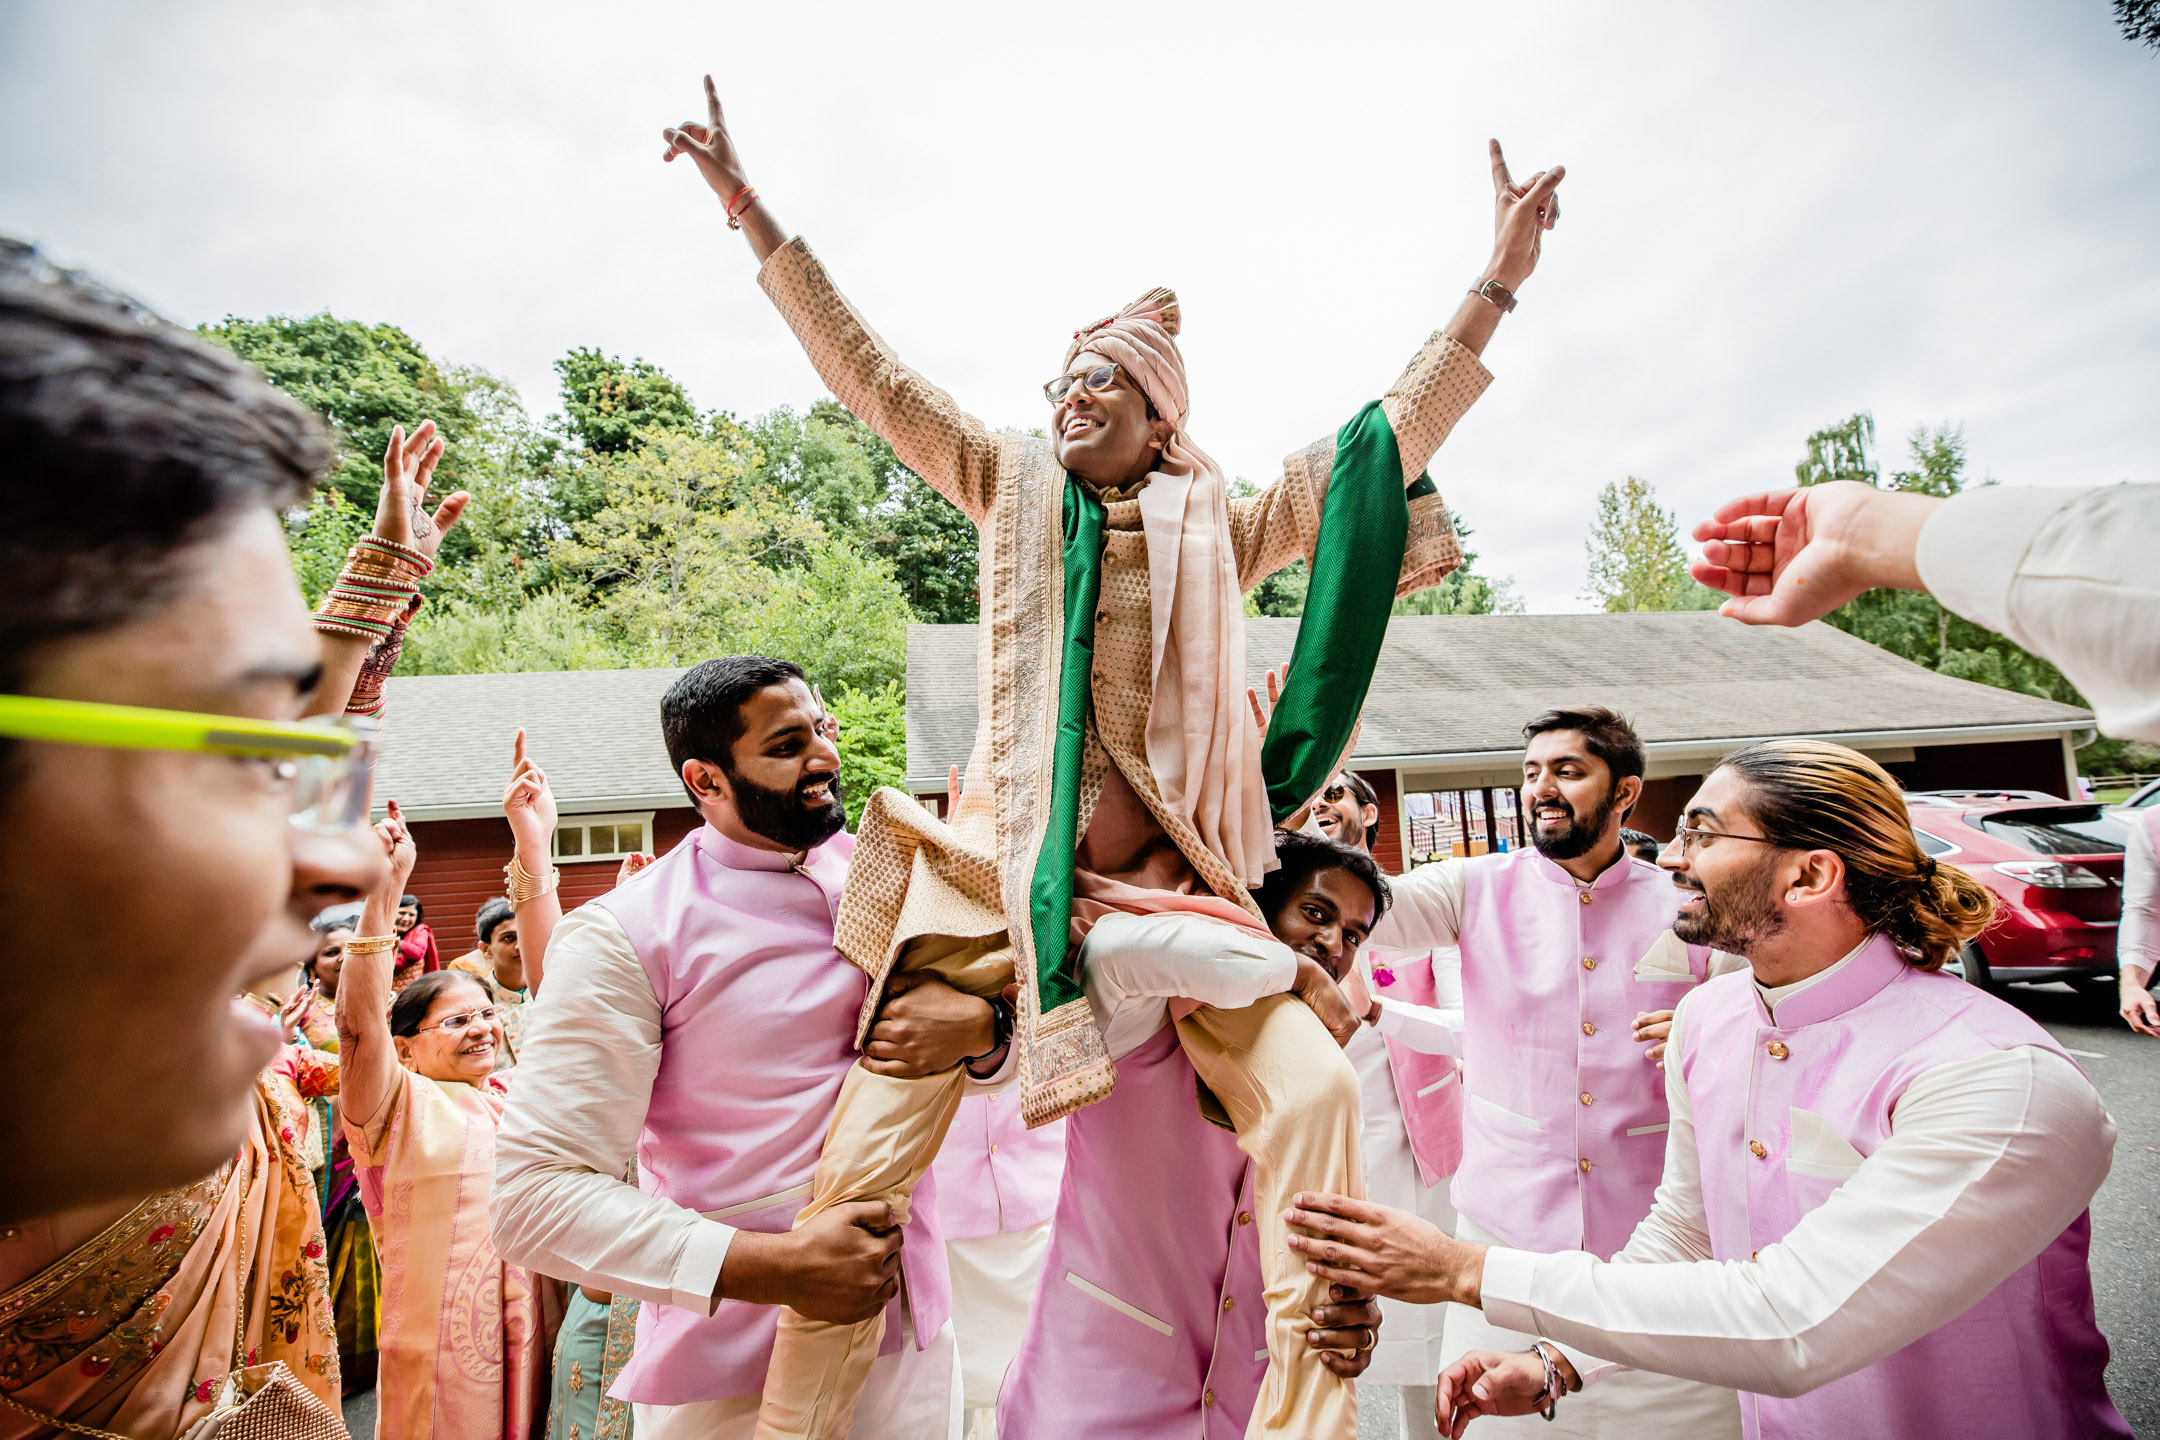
1365, 769, 1403, 875
406, 806, 699, 958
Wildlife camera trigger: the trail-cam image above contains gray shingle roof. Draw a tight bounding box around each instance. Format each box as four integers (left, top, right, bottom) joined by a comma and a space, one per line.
376, 668, 687, 819
905, 614, 2094, 785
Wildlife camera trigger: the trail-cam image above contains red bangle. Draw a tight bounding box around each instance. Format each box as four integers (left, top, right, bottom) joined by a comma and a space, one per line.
726, 185, 759, 229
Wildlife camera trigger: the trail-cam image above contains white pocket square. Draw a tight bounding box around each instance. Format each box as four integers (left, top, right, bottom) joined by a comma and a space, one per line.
1786, 1107, 1867, 1178
1633, 929, 1695, 981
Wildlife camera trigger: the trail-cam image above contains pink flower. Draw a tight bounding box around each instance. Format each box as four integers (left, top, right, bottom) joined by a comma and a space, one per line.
195, 1379, 216, 1403
245, 1347, 258, 1366
79, 1356, 111, 1377
147, 1225, 176, 1246
1371, 965, 1396, 987
279, 1126, 295, 1143
302, 1239, 323, 1259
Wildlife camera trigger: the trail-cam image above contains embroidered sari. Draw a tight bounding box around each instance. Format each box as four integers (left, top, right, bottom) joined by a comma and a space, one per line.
0, 1079, 339, 1438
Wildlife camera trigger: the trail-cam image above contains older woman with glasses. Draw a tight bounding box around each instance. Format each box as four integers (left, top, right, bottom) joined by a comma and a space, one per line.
338, 799, 547, 1439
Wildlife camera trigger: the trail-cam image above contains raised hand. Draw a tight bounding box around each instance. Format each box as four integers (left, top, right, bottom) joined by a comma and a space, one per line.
375, 421, 469, 560
375, 799, 418, 898
1690, 480, 1938, 626
501, 728, 557, 858
614, 852, 655, 888
1486, 140, 1565, 291
1246, 661, 1291, 738
661, 75, 751, 201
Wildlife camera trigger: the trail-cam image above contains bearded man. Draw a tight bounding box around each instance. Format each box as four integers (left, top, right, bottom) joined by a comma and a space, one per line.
1350, 707, 1745, 1437
656, 74, 1561, 1440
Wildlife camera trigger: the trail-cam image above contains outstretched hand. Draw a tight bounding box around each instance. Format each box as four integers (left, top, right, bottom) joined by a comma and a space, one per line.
376, 421, 468, 560
1486, 140, 1565, 291
1284, 1191, 1479, 1305
1691, 480, 1940, 626
374, 799, 418, 900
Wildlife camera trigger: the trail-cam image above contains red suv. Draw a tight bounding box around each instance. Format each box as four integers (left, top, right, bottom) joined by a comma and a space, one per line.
1905, 791, 2128, 990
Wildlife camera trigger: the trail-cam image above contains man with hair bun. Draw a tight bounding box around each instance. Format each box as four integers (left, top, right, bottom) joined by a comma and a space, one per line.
1335, 705, 1743, 1436
1286, 740, 2128, 1439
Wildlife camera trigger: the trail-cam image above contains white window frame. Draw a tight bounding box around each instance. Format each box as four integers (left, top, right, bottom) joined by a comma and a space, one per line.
551, 811, 655, 865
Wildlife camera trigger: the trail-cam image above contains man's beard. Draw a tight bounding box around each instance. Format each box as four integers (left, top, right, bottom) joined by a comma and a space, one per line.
728, 767, 847, 851
1672, 851, 1786, 952
1320, 806, 1367, 850
1529, 789, 1618, 862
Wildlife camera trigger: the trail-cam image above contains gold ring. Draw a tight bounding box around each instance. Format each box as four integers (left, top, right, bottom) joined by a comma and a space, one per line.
1359, 1328, 1376, 1353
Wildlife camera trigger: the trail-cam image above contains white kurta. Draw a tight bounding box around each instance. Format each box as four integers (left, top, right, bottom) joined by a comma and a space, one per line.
1477, 993, 2116, 1398
2118, 816, 2158, 986
1913, 482, 2160, 742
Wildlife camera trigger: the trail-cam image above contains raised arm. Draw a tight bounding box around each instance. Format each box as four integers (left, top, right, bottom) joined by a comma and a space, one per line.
306, 422, 469, 718
334, 801, 417, 1130
661, 76, 1002, 522
501, 728, 563, 995
1230, 143, 1561, 588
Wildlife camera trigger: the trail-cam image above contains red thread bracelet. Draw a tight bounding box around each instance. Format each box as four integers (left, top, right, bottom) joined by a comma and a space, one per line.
726, 186, 760, 230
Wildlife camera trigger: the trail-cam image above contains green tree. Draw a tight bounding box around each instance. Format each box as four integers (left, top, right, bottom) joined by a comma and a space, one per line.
399, 590, 624, 675
1583, 476, 1723, 612
200, 314, 479, 510
731, 536, 915, 695
554, 348, 701, 454
829, 682, 908, 826
553, 426, 805, 667
284, 487, 369, 608
2118, 0, 2160, 49
1794, 412, 1878, 489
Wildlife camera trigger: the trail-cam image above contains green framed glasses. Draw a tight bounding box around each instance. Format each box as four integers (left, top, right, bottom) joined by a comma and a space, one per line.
0, 694, 379, 834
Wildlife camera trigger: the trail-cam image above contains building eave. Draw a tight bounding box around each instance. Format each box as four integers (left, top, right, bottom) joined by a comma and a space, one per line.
377, 791, 695, 823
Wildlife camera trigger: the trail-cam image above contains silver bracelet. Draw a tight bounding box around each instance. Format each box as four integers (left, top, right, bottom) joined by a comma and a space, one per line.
1529, 1341, 1565, 1422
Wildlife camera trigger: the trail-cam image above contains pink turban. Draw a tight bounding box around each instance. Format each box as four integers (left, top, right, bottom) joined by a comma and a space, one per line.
1064, 288, 1222, 485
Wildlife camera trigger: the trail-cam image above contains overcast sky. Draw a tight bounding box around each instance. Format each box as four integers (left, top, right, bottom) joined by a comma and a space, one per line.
4, 0, 2155, 612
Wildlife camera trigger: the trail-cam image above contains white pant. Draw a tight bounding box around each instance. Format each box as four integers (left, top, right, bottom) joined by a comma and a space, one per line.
946, 1223, 1052, 1437
632, 1318, 962, 1440
1439, 1217, 1740, 1439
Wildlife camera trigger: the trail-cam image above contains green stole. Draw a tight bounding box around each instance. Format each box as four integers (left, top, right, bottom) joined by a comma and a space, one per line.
1026, 399, 1412, 1008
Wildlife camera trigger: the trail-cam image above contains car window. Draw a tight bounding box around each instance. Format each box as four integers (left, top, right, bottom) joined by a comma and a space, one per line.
1976, 806, 2127, 856
1912, 828, 1957, 858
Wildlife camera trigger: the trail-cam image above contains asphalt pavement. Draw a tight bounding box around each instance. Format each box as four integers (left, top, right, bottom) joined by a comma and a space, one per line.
1358, 979, 2158, 1438
342, 983, 2155, 1440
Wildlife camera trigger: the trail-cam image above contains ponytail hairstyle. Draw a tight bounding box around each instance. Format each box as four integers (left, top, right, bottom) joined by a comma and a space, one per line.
1713, 740, 1994, 971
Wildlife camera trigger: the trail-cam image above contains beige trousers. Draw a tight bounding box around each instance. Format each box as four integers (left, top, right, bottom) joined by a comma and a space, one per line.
756, 947, 1364, 1440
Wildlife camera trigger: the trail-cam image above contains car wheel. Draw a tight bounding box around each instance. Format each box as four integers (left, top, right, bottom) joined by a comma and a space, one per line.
1956, 941, 1997, 992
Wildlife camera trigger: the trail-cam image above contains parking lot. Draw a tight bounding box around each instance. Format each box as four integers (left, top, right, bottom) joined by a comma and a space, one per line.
1358, 981, 2159, 1438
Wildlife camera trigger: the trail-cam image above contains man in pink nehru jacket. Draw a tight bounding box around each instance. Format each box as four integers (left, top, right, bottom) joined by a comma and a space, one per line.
1328, 706, 1746, 1437
1287, 741, 2127, 1440
493, 657, 1013, 1440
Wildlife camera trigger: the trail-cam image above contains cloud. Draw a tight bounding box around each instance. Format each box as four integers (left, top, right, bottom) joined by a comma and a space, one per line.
3, 0, 2154, 611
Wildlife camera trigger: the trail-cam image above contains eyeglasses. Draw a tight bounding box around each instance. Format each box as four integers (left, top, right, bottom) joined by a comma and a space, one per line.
1322, 784, 1353, 803
1043, 362, 1123, 406
413, 1006, 502, 1036
0, 694, 378, 834
1666, 824, 1783, 858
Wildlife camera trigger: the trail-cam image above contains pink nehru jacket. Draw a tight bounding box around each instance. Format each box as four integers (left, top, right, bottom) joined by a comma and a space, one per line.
1679, 935, 2128, 1440
595, 826, 950, 1406
1367, 948, 1464, 1186
999, 1023, 1266, 1438
1456, 850, 1714, 1257
932, 1094, 1066, 1241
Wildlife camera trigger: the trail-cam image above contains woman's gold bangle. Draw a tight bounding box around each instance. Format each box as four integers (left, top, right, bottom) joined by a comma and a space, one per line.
345, 935, 397, 956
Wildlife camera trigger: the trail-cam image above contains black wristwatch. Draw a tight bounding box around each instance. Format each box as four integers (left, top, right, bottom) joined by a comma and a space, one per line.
965, 994, 1015, 1071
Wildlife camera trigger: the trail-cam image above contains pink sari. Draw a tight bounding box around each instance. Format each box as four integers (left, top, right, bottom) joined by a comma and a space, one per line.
345, 1068, 542, 1440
